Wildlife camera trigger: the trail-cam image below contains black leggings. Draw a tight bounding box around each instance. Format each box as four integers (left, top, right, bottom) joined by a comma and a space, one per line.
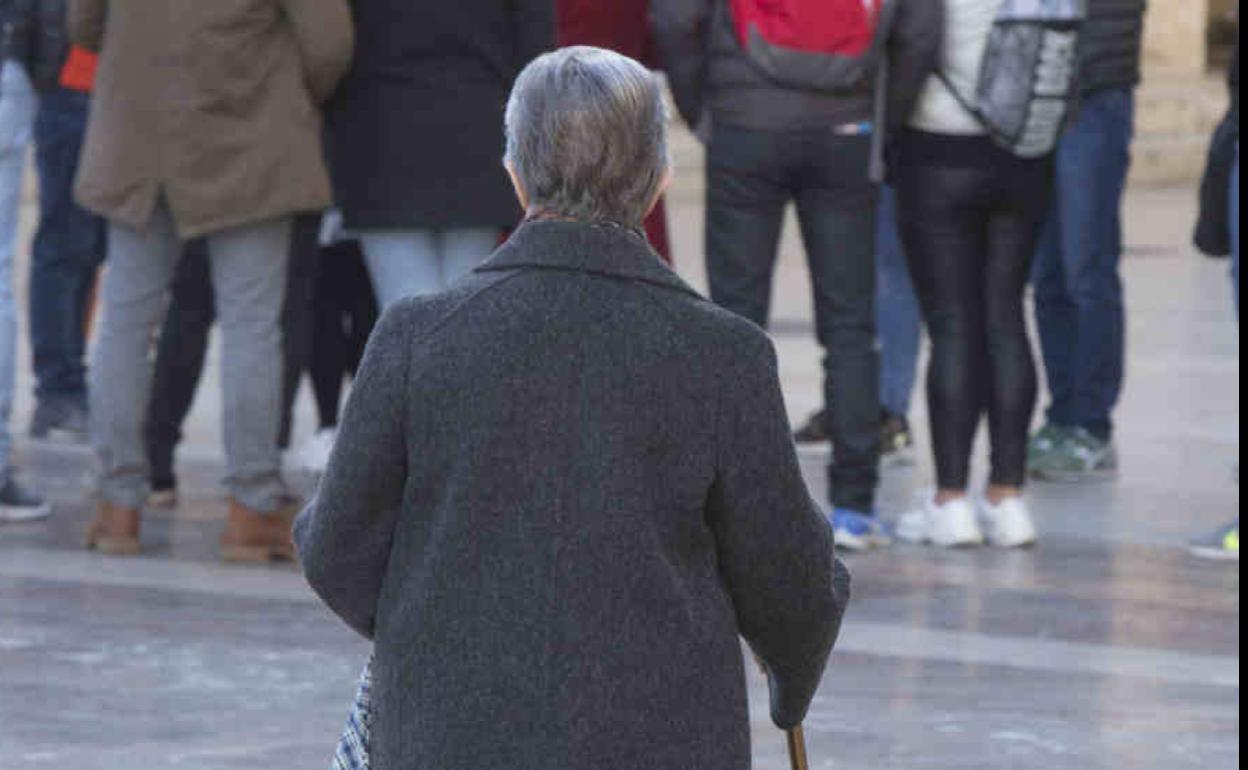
896, 131, 1053, 490
310, 239, 377, 429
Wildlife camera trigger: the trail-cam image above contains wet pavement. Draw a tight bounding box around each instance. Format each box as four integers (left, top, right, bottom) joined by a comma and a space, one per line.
0, 166, 1240, 768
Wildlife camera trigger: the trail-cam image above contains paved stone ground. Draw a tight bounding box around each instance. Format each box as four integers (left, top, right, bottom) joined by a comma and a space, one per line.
0, 140, 1239, 769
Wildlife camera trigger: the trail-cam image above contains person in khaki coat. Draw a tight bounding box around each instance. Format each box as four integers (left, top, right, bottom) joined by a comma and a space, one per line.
70, 0, 353, 561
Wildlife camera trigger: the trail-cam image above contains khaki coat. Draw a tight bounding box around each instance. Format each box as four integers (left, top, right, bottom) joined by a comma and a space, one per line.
69, 0, 353, 238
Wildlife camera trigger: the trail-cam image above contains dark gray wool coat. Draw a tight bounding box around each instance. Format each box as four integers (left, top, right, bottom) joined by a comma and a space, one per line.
295, 220, 851, 770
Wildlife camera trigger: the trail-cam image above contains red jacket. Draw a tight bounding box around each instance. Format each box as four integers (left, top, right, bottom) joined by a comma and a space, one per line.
557, 0, 658, 68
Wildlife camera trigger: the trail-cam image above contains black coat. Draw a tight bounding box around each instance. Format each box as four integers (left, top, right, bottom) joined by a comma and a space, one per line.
295, 220, 851, 770
325, 0, 555, 231
1080, 0, 1147, 95
1, 0, 69, 91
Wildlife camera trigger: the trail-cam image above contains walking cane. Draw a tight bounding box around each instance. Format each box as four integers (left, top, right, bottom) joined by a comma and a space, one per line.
786, 726, 810, 770
754, 653, 811, 770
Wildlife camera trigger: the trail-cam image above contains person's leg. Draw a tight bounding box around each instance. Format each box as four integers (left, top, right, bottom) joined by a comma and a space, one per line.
438, 226, 503, 288
875, 185, 922, 421
344, 240, 380, 377
207, 217, 293, 513
983, 160, 1050, 494
1031, 199, 1076, 429
0, 62, 36, 476
1231, 141, 1239, 315
91, 205, 183, 511
704, 125, 790, 329
144, 240, 215, 493
897, 162, 989, 496
1063, 89, 1133, 443
894, 154, 991, 548
277, 214, 321, 450
358, 230, 440, 309
795, 132, 880, 514
310, 241, 352, 430
29, 85, 107, 434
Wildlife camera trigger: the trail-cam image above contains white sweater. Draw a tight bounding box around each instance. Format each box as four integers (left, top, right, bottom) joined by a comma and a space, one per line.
909, 0, 1001, 135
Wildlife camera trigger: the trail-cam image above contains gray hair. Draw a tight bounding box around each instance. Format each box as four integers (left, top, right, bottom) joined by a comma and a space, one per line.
504, 46, 670, 227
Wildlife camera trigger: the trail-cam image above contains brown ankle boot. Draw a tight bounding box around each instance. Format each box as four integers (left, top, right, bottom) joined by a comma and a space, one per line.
85, 501, 142, 556
220, 498, 299, 563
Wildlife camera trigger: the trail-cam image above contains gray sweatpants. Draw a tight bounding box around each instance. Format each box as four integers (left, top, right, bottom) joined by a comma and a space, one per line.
90, 202, 291, 512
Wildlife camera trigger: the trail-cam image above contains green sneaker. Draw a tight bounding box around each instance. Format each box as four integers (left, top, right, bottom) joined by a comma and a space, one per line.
1027, 424, 1071, 472
1188, 521, 1239, 561
1029, 427, 1118, 483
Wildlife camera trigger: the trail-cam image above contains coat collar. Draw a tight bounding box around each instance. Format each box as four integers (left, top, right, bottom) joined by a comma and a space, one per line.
475, 220, 702, 299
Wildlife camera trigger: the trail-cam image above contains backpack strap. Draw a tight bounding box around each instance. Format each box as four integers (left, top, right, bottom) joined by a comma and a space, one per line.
934, 70, 987, 129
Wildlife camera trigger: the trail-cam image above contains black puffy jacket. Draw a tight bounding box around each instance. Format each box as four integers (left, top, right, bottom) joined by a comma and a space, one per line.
1080, 0, 1146, 95
1, 0, 69, 91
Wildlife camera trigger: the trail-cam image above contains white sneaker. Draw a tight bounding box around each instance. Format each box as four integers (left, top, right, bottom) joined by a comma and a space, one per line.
294, 428, 337, 473
895, 493, 984, 548
977, 495, 1037, 549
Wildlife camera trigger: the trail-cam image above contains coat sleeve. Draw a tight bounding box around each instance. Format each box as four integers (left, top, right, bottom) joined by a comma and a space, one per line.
67, 0, 106, 51
511, 0, 556, 72
706, 328, 851, 730
294, 303, 412, 640
278, 0, 354, 103
649, 0, 714, 129
885, 0, 944, 140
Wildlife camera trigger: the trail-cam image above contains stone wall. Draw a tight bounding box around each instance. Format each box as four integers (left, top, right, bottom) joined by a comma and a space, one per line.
1142, 0, 1209, 77
1132, 0, 1227, 185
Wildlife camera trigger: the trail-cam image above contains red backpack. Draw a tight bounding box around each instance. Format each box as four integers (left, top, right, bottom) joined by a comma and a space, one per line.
729, 0, 892, 91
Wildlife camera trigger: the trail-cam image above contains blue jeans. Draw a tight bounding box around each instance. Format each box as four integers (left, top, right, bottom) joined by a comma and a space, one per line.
1033, 88, 1134, 442
876, 186, 921, 419
0, 62, 36, 471
358, 228, 500, 309
29, 85, 107, 404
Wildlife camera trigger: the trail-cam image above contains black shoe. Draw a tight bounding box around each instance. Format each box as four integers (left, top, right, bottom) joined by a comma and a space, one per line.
29, 398, 89, 443
880, 411, 915, 466
0, 474, 51, 523
793, 409, 830, 444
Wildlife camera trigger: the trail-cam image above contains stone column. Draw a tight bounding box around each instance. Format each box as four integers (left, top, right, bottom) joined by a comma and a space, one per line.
1142, 0, 1209, 77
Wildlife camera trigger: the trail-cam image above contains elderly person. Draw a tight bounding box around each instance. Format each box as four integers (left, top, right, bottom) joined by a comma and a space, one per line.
296, 47, 849, 769
69, 0, 353, 558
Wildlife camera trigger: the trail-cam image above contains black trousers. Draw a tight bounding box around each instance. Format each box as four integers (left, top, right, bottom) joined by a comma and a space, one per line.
895, 131, 1053, 490
706, 124, 880, 512
145, 214, 320, 487
309, 238, 378, 429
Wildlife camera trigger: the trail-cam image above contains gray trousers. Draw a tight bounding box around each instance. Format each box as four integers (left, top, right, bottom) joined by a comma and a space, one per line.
91, 203, 292, 512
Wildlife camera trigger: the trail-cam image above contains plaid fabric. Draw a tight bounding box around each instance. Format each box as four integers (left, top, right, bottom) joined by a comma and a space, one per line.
332, 657, 374, 770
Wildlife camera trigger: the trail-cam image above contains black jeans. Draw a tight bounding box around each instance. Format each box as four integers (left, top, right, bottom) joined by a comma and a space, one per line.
145, 214, 320, 487
706, 124, 880, 512
896, 131, 1053, 490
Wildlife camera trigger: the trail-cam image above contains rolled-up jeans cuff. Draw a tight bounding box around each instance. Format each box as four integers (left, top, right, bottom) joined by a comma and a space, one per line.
98, 479, 149, 512
228, 479, 287, 514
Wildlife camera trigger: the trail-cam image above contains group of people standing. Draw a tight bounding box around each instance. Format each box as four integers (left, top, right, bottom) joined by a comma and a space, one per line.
0, 0, 1234, 562
655, 0, 1149, 551
0, 1, 666, 546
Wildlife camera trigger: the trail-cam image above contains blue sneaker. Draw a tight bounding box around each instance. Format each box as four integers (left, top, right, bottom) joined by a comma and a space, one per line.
830, 508, 892, 551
